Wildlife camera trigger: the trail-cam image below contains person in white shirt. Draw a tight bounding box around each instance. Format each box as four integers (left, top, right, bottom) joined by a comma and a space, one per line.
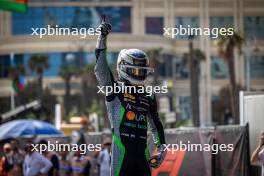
99, 138, 111, 176
251, 132, 264, 176
23, 143, 53, 176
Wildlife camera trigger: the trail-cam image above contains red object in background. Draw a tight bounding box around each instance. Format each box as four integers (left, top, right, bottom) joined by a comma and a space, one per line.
152, 149, 186, 176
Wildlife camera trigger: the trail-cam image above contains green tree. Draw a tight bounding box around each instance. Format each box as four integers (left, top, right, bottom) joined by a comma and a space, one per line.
17, 81, 57, 122
59, 65, 79, 117
8, 64, 25, 80
212, 84, 244, 125
88, 99, 105, 130
216, 32, 244, 123
28, 54, 50, 99
79, 63, 97, 115
184, 46, 206, 127
146, 48, 162, 85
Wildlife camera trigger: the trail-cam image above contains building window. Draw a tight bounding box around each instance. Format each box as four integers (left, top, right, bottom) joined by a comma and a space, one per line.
0, 55, 24, 78
0, 52, 119, 77
156, 54, 173, 78
211, 56, 229, 79
174, 55, 189, 79
0, 55, 10, 78
23, 53, 62, 77
145, 17, 164, 35
12, 6, 131, 35
174, 16, 199, 39
210, 16, 233, 28
244, 16, 264, 39
210, 16, 233, 39
178, 96, 192, 120
250, 55, 264, 79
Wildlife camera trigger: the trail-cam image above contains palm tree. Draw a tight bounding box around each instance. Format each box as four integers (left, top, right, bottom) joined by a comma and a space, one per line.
79, 63, 97, 115
9, 64, 25, 83
146, 48, 162, 85
216, 32, 244, 123
59, 65, 78, 117
184, 45, 206, 127
28, 54, 50, 99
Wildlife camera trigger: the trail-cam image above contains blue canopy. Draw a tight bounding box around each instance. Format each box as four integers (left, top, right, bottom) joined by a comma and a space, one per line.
0, 119, 63, 140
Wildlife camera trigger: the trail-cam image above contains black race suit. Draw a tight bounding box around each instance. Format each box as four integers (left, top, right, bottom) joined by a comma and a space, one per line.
95, 48, 166, 176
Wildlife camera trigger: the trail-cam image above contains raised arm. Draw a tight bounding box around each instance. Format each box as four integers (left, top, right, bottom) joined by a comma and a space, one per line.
94, 16, 115, 90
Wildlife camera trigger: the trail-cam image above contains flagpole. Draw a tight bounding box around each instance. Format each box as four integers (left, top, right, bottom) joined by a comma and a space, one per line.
10, 52, 15, 110
11, 88, 15, 110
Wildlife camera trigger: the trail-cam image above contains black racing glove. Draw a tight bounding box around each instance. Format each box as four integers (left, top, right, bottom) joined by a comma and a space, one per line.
96, 15, 111, 49
149, 144, 167, 168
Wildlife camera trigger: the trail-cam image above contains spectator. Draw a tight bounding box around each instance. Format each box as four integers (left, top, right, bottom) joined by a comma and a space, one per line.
90, 151, 100, 176
58, 151, 72, 176
251, 132, 264, 176
23, 142, 52, 176
0, 143, 15, 176
38, 140, 59, 176
71, 150, 91, 176
10, 139, 24, 176
98, 138, 111, 176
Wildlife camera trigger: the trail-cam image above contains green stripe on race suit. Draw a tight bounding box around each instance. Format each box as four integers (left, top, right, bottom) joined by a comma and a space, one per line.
113, 105, 126, 176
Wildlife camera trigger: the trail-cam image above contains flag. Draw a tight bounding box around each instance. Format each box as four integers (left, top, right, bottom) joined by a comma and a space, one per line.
12, 75, 25, 93
10, 53, 26, 93
0, 0, 28, 13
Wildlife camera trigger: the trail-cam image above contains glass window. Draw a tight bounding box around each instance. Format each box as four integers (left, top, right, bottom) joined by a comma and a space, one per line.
46, 53, 63, 76
12, 8, 44, 35
174, 55, 189, 79
244, 16, 264, 39
12, 6, 131, 35
24, 53, 63, 76
0, 55, 25, 78
211, 56, 229, 79
157, 61, 166, 77
0, 55, 10, 78
210, 16, 233, 28
156, 54, 173, 77
210, 16, 233, 39
1, 52, 119, 77
145, 17, 164, 35
178, 96, 192, 120
249, 55, 264, 79
174, 16, 199, 39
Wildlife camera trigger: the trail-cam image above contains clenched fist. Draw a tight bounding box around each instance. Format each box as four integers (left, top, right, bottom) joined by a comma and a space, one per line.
98, 15, 111, 36
96, 15, 111, 49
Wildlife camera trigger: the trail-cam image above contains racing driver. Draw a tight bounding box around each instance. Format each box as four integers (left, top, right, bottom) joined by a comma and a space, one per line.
94, 17, 167, 176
